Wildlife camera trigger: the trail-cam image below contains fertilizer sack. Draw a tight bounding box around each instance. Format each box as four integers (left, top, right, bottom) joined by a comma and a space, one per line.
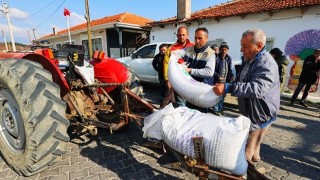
168, 52, 220, 108
161, 106, 250, 175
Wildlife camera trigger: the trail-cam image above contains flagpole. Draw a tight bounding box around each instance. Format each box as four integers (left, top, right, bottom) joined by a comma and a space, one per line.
85, 0, 93, 59
66, 15, 71, 44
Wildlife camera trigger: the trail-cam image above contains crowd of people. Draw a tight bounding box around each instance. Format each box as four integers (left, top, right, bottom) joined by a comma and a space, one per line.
152, 26, 320, 162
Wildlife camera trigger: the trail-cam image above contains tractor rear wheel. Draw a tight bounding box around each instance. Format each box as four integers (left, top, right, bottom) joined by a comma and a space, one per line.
0, 59, 69, 176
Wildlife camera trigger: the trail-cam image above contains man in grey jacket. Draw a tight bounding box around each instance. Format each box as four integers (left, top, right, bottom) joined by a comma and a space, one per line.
214, 29, 280, 162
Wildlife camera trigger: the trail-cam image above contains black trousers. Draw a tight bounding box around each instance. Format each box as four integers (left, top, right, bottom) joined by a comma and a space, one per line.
291, 81, 313, 103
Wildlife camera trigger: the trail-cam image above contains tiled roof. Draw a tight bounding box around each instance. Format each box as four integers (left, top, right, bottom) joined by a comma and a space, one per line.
150, 0, 320, 25
42, 12, 153, 38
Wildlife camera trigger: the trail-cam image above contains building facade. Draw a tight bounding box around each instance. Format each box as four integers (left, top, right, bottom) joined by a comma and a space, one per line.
149, 0, 320, 96
37, 12, 152, 59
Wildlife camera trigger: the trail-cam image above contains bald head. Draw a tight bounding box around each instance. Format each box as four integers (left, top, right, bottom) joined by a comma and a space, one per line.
176, 26, 189, 44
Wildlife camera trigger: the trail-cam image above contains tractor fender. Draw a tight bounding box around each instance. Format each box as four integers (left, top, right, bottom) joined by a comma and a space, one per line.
22, 53, 70, 98
91, 58, 129, 93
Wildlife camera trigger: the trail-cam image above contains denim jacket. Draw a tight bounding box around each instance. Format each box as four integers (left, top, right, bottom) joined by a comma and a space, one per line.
231, 48, 280, 125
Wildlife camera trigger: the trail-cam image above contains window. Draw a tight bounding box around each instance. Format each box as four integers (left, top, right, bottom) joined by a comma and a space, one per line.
65, 41, 75, 45
135, 45, 156, 58
82, 38, 102, 59
265, 38, 274, 52
207, 39, 224, 47
56, 44, 61, 50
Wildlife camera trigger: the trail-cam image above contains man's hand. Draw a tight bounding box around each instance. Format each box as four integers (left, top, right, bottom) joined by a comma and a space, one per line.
185, 68, 192, 74
166, 81, 172, 89
213, 83, 225, 95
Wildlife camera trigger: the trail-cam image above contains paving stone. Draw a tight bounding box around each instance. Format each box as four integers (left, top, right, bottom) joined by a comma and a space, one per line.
0, 162, 5, 171
70, 157, 88, 165
38, 167, 60, 179
0, 168, 10, 178
38, 177, 49, 180
59, 163, 79, 173
98, 171, 119, 179
51, 158, 70, 168
136, 155, 155, 163
146, 159, 160, 168
79, 147, 95, 156
268, 167, 288, 179
121, 169, 149, 179
78, 174, 100, 180
48, 172, 68, 180
281, 173, 301, 180
79, 161, 97, 171
122, 158, 140, 167
88, 165, 107, 175
61, 151, 79, 160
144, 168, 157, 178
16, 175, 40, 180
103, 161, 124, 170
69, 168, 89, 180
1, 175, 18, 180
116, 166, 136, 178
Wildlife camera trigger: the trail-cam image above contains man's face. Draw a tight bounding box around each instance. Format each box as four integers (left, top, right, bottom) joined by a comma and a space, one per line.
220, 48, 228, 56
214, 47, 219, 53
160, 47, 167, 55
241, 35, 262, 61
194, 30, 208, 49
177, 28, 188, 44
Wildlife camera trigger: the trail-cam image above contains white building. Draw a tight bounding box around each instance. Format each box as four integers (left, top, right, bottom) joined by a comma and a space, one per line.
149, 0, 320, 97
37, 12, 153, 59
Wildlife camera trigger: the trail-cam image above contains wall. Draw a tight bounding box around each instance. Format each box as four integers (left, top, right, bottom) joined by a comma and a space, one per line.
151, 6, 319, 61
149, 6, 320, 97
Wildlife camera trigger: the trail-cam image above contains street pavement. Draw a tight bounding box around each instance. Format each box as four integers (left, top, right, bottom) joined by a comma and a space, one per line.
0, 83, 319, 180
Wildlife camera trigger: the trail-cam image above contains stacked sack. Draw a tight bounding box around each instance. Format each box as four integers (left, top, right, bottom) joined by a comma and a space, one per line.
143, 104, 251, 176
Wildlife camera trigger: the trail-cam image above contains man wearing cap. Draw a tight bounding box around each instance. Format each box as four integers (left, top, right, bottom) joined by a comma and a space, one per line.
212, 42, 234, 116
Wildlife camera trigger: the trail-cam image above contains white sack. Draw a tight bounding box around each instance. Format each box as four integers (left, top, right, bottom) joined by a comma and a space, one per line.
161, 107, 250, 175
142, 103, 176, 140
168, 52, 220, 108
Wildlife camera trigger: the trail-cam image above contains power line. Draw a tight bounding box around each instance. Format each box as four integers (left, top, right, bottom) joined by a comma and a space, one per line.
34, 0, 67, 29
0, 0, 58, 23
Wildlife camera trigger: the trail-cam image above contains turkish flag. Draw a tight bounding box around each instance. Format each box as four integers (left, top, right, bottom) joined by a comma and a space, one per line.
64, 8, 70, 16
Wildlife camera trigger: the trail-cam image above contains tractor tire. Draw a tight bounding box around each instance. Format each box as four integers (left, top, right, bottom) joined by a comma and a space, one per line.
0, 59, 70, 176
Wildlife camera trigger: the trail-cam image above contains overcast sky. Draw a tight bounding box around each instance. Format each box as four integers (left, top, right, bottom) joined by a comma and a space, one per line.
0, 0, 229, 44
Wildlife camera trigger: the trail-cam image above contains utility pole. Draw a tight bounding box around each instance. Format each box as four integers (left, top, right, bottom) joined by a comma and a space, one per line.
27, 30, 32, 44
2, 30, 8, 52
32, 28, 36, 40
85, 0, 92, 59
1, 2, 16, 52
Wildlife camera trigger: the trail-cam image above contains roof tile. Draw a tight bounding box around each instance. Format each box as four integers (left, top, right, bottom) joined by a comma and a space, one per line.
42, 12, 153, 38
150, 0, 320, 25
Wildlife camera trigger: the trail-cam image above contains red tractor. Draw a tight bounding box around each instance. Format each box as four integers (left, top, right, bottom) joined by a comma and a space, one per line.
0, 48, 155, 176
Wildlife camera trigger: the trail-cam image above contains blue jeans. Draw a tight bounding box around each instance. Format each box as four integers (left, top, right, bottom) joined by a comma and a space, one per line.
213, 83, 229, 112
213, 95, 225, 112
173, 91, 186, 107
